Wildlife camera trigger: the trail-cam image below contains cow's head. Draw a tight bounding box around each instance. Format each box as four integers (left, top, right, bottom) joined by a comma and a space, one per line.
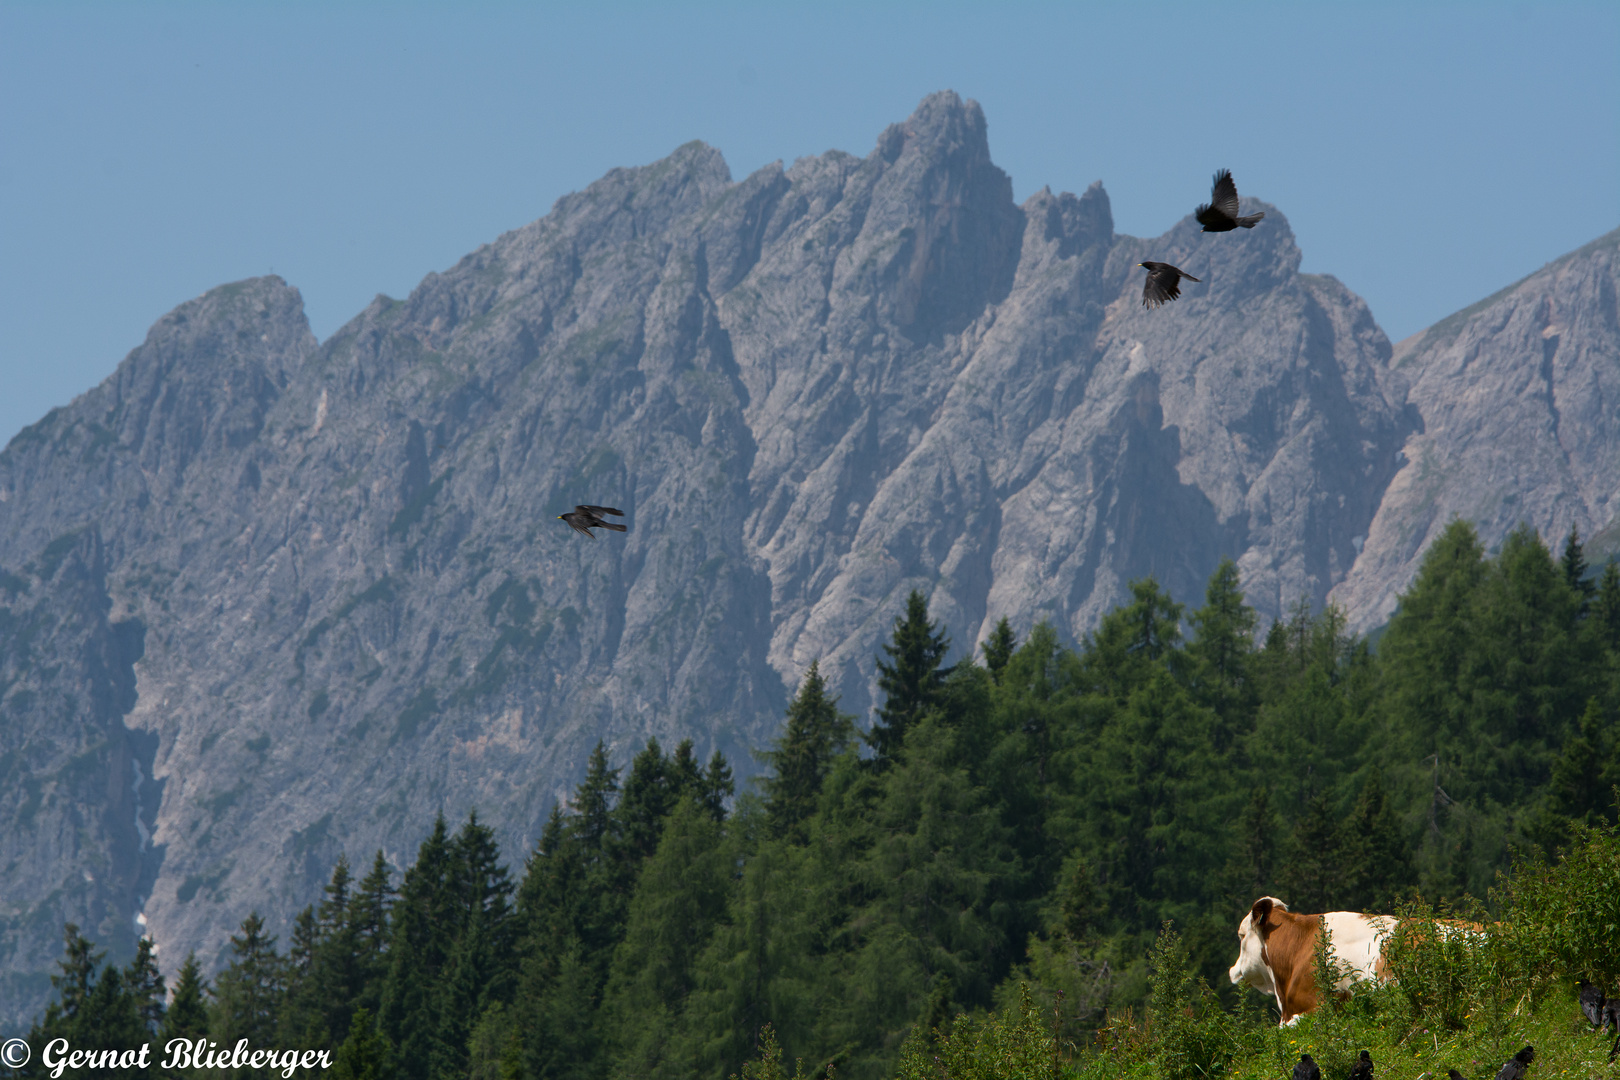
1229, 896, 1287, 991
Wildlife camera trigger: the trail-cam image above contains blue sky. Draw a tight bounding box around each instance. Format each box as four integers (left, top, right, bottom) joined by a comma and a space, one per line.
2, 2, 1616, 448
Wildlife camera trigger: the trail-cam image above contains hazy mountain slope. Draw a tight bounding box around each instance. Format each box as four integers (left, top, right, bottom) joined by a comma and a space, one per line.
0, 529, 151, 1015
1, 91, 1425, 1022
1331, 226, 1620, 630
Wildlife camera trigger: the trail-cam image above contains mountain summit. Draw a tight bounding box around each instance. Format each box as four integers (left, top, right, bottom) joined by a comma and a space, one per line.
2, 92, 1607, 1023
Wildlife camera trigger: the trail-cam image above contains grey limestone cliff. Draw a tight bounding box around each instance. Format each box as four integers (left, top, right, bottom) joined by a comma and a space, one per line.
0, 529, 151, 1014
1330, 227, 1620, 630
1, 91, 1430, 1022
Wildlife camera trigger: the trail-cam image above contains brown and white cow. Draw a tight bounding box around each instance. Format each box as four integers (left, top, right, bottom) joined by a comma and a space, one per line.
1228, 897, 1396, 1025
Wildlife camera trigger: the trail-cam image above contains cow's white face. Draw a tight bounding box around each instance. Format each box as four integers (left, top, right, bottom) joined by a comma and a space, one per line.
1229, 909, 1274, 990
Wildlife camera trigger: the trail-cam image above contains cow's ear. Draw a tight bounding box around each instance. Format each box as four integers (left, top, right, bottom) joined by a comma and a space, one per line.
1250, 897, 1274, 933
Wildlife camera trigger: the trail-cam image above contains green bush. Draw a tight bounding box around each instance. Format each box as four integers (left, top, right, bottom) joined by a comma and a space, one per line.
1145, 924, 1239, 1080
1376, 897, 1507, 1034
895, 984, 1057, 1080
1499, 818, 1620, 992
732, 1024, 834, 1080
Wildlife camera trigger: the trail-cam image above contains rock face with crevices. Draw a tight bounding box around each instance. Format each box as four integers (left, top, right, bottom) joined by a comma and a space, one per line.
0, 530, 151, 1015
0, 90, 1465, 1024
1330, 227, 1620, 631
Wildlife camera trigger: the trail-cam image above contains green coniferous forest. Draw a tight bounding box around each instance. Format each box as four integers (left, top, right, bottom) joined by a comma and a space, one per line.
10, 521, 1620, 1080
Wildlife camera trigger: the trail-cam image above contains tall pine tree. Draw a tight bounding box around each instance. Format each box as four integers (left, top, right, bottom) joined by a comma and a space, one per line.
868, 590, 951, 765
762, 660, 856, 840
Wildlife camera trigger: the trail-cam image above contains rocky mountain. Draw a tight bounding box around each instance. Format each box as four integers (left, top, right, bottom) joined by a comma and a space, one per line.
0, 90, 1609, 1026
1331, 226, 1620, 630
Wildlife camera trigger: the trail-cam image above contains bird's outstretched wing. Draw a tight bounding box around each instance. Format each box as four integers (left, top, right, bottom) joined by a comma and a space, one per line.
579, 505, 624, 517
1142, 267, 1178, 308
1209, 169, 1241, 219
1140, 262, 1198, 309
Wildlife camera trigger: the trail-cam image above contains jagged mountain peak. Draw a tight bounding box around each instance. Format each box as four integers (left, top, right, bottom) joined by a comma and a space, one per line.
6, 93, 1606, 1028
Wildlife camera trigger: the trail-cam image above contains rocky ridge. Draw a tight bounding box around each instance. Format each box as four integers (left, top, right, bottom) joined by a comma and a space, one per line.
1330, 227, 1620, 629
1, 91, 1608, 1025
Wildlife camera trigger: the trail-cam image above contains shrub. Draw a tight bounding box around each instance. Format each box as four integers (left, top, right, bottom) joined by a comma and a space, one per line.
1146, 924, 1239, 1080
1499, 818, 1620, 993
896, 984, 1058, 1080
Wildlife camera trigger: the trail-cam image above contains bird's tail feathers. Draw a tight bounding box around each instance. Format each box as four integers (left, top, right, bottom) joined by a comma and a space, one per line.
602, 522, 628, 532
1238, 212, 1266, 228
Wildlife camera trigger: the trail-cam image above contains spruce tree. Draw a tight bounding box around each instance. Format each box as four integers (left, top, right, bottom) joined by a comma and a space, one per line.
430, 903, 494, 1080
616, 739, 679, 862
671, 738, 704, 799
124, 936, 167, 1036
762, 660, 855, 840
602, 798, 731, 1076
1279, 792, 1346, 912
428, 810, 517, 1075
1561, 525, 1594, 607
512, 752, 631, 1080
212, 912, 285, 1062
868, 590, 951, 764
1227, 787, 1277, 901
74, 965, 148, 1072
160, 952, 211, 1050
1081, 577, 1183, 699
1054, 858, 1103, 945
283, 905, 320, 1002
346, 851, 394, 1020
981, 618, 1016, 683
1593, 561, 1620, 650
1184, 558, 1258, 741
701, 751, 735, 821
308, 855, 364, 1047
331, 1007, 393, 1080
379, 817, 456, 1080
1540, 697, 1617, 836
1461, 525, 1589, 811
574, 742, 620, 853
1339, 769, 1414, 910
51, 923, 102, 1022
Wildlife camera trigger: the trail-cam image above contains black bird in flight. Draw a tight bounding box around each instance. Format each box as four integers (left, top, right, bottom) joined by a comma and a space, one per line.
1579, 979, 1606, 1028
559, 505, 627, 539
1493, 1046, 1534, 1080
1196, 169, 1266, 232
1293, 1054, 1322, 1080
1349, 1050, 1374, 1080
1138, 261, 1200, 308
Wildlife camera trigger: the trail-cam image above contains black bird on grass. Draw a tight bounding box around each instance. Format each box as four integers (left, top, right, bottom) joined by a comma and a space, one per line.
1349, 1050, 1374, 1080
1293, 1054, 1322, 1080
1137, 261, 1200, 308
1602, 994, 1620, 1036
1447, 1071, 1469, 1080
1196, 168, 1266, 232
1493, 1045, 1533, 1080
1579, 979, 1606, 1028
559, 504, 627, 539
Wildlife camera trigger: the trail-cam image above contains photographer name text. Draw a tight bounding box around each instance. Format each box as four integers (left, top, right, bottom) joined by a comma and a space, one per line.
39, 1037, 332, 1077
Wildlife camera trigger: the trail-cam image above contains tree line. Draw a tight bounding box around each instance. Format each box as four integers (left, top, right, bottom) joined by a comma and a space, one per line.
10, 520, 1619, 1080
